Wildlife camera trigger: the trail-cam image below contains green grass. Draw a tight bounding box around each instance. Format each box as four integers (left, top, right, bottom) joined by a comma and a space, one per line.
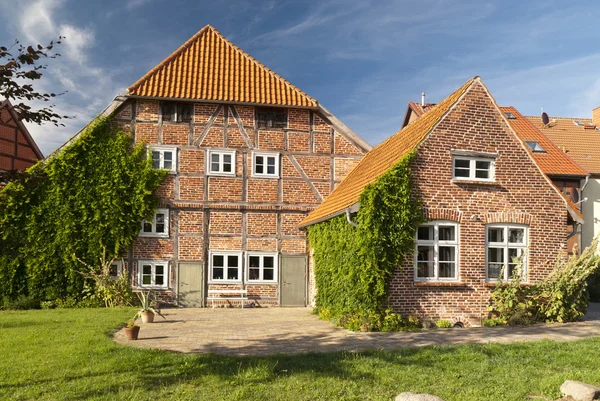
1, 309, 600, 400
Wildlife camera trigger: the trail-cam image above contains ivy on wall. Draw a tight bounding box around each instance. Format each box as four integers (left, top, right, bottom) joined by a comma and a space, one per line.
0, 116, 167, 301
308, 151, 424, 328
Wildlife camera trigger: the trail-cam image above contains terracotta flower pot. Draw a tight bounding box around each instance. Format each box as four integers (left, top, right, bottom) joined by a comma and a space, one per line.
124, 326, 140, 340
140, 311, 155, 324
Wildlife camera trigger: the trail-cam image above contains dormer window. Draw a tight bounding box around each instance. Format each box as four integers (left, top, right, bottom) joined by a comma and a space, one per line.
525, 141, 545, 153
452, 156, 495, 181
573, 120, 584, 127
161, 102, 193, 123
256, 107, 287, 129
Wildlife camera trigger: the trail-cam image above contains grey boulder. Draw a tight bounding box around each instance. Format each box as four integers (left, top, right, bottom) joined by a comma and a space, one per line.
560, 380, 600, 401
395, 393, 445, 401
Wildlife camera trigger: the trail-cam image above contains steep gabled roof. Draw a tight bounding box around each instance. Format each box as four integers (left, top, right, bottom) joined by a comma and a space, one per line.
299, 77, 478, 227
500, 107, 587, 177
401, 101, 436, 128
128, 25, 318, 108
0, 99, 44, 160
526, 115, 600, 175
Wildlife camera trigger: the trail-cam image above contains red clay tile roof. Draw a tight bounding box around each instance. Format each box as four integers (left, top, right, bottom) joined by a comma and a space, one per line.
500, 107, 587, 177
128, 25, 318, 107
526, 115, 600, 175
408, 101, 436, 117
299, 77, 478, 227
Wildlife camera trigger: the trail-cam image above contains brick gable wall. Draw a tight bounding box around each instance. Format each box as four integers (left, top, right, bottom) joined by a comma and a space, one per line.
113, 99, 367, 306
389, 81, 568, 326
0, 108, 41, 173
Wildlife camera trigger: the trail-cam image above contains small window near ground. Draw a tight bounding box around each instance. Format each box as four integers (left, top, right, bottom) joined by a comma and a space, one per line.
256, 107, 287, 129
161, 102, 193, 123
138, 260, 168, 288
109, 260, 122, 279
253, 152, 279, 178
452, 157, 494, 181
415, 221, 458, 281
210, 252, 241, 282
208, 150, 236, 176
247, 253, 277, 282
150, 147, 177, 172
486, 224, 528, 281
140, 209, 169, 237
525, 141, 545, 153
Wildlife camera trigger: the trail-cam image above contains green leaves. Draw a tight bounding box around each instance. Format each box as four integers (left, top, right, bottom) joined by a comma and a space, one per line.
0, 115, 167, 302
308, 151, 423, 330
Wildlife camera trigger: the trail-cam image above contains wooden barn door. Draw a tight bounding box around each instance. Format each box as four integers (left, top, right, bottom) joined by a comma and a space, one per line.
280, 255, 307, 307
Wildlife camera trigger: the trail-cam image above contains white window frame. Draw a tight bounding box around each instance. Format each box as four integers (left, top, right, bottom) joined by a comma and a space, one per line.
246, 252, 278, 283
414, 221, 459, 282
209, 251, 243, 283
452, 156, 495, 182
138, 260, 169, 289
207, 149, 236, 176
252, 152, 280, 178
485, 224, 528, 282
149, 146, 177, 173
139, 208, 170, 238
109, 260, 123, 279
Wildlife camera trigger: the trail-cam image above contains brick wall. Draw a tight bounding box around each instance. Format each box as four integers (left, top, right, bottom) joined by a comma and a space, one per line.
117, 99, 367, 305
388, 81, 568, 326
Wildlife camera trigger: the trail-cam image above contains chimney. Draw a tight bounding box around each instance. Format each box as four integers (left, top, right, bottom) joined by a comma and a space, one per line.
421, 92, 425, 106
593, 106, 600, 127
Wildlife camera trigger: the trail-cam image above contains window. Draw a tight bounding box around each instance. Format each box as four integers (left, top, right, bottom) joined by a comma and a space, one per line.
247, 253, 277, 282
161, 102, 193, 123
504, 112, 517, 120
256, 107, 287, 129
452, 156, 494, 181
525, 141, 545, 153
210, 252, 242, 282
253, 152, 280, 177
415, 221, 458, 281
207, 150, 236, 176
140, 209, 169, 237
150, 147, 177, 172
109, 260, 122, 279
138, 260, 168, 288
573, 120, 584, 127
486, 225, 528, 281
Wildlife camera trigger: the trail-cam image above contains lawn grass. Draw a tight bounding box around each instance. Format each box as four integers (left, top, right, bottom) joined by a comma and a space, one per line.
1, 308, 600, 400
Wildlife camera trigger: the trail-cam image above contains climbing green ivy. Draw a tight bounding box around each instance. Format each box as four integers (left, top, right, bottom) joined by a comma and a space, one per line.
308, 151, 424, 329
0, 116, 167, 302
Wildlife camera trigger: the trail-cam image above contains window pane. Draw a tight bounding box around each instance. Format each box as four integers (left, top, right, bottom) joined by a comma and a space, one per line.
417, 262, 434, 278
213, 255, 224, 267
163, 152, 172, 161
163, 160, 172, 170
155, 265, 164, 275
267, 164, 275, 175
417, 226, 433, 241
263, 268, 274, 281
488, 264, 502, 280
249, 256, 260, 268
475, 169, 489, 179
109, 264, 119, 277
143, 275, 152, 285
439, 263, 455, 278
249, 268, 260, 280
227, 255, 239, 267
155, 275, 164, 286
212, 267, 224, 280
454, 168, 470, 178
180, 104, 193, 122
264, 256, 274, 268
439, 226, 455, 241
509, 228, 525, 244
488, 227, 504, 243
508, 248, 523, 264
211, 153, 220, 163
223, 154, 231, 164
211, 162, 220, 172
152, 151, 160, 169
417, 246, 434, 262
439, 246, 455, 262
255, 156, 264, 165
143, 265, 152, 275
223, 162, 232, 173
488, 247, 504, 263
454, 159, 470, 168
475, 160, 490, 170
143, 221, 152, 232
155, 214, 165, 233
267, 157, 276, 166
227, 267, 238, 280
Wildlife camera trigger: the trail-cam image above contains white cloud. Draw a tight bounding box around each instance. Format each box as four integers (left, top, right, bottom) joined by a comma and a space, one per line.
126, 0, 155, 10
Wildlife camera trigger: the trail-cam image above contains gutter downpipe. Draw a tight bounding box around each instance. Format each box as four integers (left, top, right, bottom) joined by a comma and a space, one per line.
346, 208, 358, 228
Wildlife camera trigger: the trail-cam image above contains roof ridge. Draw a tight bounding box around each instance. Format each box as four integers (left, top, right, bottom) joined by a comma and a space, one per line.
525, 115, 592, 122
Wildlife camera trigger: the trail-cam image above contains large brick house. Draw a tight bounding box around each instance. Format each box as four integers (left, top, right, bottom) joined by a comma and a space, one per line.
301, 77, 582, 325
0, 100, 43, 177
62, 25, 370, 307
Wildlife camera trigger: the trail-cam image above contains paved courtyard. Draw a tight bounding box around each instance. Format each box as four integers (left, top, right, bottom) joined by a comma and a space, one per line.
113, 303, 600, 356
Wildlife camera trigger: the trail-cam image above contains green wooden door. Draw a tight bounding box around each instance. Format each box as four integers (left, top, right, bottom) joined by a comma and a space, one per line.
280, 255, 307, 307
178, 261, 204, 307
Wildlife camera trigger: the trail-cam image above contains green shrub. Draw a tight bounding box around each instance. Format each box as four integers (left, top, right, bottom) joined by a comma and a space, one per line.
482, 318, 504, 327
1, 295, 40, 310
436, 319, 452, 328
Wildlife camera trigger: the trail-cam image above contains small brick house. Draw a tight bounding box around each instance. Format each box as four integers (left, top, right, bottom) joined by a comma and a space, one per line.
301, 77, 582, 326
0, 100, 44, 179
60, 25, 370, 307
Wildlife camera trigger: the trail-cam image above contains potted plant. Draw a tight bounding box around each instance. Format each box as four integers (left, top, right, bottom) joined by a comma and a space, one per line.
124, 319, 140, 340
135, 291, 165, 324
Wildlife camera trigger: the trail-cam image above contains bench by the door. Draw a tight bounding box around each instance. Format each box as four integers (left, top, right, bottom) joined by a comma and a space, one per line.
207, 289, 248, 308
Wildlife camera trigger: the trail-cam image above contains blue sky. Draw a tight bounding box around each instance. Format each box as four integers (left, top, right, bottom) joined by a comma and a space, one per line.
2, 0, 600, 155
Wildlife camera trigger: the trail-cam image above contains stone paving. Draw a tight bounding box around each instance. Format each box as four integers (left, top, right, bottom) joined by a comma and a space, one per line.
113, 303, 600, 356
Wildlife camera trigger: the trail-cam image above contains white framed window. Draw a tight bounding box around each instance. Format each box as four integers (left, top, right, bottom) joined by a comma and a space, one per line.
486, 224, 528, 281
109, 260, 122, 279
247, 253, 278, 283
138, 260, 169, 288
209, 251, 242, 283
415, 221, 459, 281
150, 146, 177, 172
252, 152, 280, 178
452, 156, 494, 181
207, 150, 236, 176
140, 209, 169, 237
